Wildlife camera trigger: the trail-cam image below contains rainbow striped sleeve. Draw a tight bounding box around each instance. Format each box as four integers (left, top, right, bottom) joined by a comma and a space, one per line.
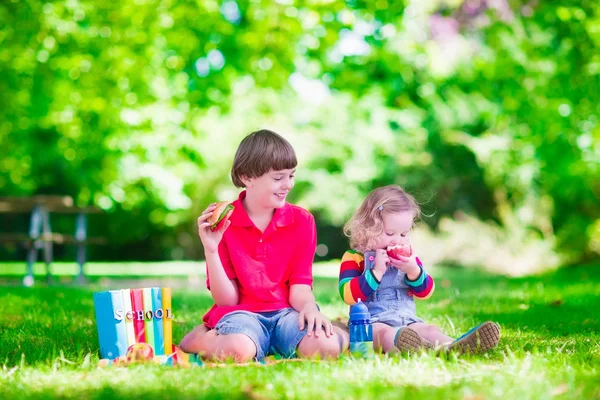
405, 257, 435, 300
338, 250, 381, 305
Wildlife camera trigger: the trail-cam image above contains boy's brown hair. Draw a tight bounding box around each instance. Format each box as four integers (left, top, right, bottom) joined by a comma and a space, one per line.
344, 185, 420, 252
231, 129, 298, 188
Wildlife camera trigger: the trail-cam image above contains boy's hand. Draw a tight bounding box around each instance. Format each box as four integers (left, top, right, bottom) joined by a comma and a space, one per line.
298, 304, 333, 338
389, 254, 421, 281
197, 203, 232, 254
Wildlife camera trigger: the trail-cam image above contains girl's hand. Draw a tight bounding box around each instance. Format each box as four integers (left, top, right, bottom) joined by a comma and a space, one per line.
373, 249, 390, 279
298, 304, 333, 338
197, 203, 232, 254
389, 254, 421, 280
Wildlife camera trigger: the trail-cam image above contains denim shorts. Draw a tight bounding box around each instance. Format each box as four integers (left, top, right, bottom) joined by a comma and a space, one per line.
215, 308, 308, 361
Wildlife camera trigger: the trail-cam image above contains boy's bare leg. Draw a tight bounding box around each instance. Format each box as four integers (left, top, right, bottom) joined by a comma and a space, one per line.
335, 325, 350, 353
407, 322, 454, 348
331, 322, 350, 353
179, 324, 257, 362
297, 326, 349, 359
179, 324, 209, 353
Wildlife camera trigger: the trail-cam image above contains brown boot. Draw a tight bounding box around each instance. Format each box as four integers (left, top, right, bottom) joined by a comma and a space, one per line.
394, 327, 432, 352
444, 321, 501, 354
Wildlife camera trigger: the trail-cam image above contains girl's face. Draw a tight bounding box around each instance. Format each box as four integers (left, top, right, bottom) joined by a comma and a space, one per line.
372, 210, 414, 250
244, 168, 296, 209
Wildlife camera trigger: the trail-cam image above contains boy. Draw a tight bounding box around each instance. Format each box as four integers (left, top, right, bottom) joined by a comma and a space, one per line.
180, 129, 348, 362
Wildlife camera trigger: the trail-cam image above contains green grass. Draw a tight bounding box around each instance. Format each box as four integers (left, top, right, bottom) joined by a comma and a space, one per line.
1, 262, 599, 399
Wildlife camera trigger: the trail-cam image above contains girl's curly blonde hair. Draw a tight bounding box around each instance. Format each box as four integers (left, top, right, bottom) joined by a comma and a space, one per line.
343, 185, 420, 252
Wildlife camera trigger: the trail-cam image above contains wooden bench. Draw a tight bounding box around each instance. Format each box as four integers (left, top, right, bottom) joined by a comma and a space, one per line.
0, 195, 107, 285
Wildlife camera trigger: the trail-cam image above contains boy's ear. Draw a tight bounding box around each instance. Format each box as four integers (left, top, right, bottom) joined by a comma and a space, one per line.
240, 175, 253, 188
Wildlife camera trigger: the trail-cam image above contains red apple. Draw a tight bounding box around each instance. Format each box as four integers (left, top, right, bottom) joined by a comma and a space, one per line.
386, 244, 412, 259
126, 342, 154, 362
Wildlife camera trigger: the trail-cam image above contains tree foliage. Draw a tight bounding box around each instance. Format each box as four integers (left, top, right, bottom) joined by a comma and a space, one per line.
0, 0, 598, 264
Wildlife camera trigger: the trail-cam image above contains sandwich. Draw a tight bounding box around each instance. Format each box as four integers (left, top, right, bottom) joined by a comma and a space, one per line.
208, 201, 234, 231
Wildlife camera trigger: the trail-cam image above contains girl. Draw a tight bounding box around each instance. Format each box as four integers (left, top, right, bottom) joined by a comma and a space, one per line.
338, 185, 500, 354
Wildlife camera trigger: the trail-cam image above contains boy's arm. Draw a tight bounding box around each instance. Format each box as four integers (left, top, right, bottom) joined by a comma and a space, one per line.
198, 204, 239, 306
289, 284, 318, 311
404, 257, 435, 300
338, 251, 381, 305
205, 251, 239, 306
287, 213, 317, 287
289, 284, 333, 337
287, 214, 333, 337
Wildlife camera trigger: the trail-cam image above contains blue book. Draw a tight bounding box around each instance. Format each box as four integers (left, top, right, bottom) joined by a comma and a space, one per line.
151, 287, 165, 356
93, 290, 128, 360
121, 289, 136, 347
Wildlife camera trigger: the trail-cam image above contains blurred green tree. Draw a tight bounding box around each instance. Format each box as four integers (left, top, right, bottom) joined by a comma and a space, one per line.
0, 0, 598, 265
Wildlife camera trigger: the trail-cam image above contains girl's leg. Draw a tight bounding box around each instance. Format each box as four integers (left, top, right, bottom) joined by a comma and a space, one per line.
179, 323, 257, 362
372, 322, 401, 353
407, 323, 454, 347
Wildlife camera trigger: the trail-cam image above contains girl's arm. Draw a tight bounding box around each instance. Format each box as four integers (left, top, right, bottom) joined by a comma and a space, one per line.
404, 257, 435, 300
338, 250, 381, 305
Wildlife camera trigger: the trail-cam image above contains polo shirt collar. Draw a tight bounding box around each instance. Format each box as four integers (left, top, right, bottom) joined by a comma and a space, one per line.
230, 190, 294, 228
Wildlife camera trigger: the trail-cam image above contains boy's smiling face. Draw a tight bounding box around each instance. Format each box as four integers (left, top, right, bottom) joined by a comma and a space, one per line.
244, 168, 296, 209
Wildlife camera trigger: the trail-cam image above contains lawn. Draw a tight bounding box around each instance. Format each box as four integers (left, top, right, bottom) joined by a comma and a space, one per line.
0, 261, 599, 399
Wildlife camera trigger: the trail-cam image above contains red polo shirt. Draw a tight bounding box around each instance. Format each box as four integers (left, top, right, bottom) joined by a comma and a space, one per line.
202, 190, 316, 328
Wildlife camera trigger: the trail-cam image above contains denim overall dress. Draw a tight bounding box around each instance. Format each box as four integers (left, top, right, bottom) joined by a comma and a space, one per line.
362, 251, 424, 327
